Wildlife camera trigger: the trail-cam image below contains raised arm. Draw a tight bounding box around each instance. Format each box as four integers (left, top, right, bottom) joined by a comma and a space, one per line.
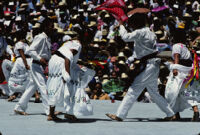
119, 25, 138, 42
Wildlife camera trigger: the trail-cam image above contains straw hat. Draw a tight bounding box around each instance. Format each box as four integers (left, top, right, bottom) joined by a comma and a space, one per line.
109, 39, 115, 44
118, 52, 125, 57
121, 73, 128, 79
64, 31, 77, 35
186, 1, 191, 5
128, 4, 133, 9
58, 1, 66, 7
103, 74, 109, 79
20, 3, 29, 8
118, 60, 125, 65
88, 21, 97, 27
93, 38, 100, 42
183, 13, 192, 18
94, 44, 99, 48
105, 14, 110, 18
57, 28, 65, 34
32, 23, 41, 29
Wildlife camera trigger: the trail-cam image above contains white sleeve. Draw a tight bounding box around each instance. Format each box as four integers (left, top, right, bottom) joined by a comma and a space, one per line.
27, 36, 43, 61
15, 42, 24, 50
5, 39, 13, 56
119, 25, 139, 42
172, 44, 181, 55
62, 68, 71, 82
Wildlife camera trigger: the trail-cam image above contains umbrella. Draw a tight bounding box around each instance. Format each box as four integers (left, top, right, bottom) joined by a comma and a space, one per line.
127, 8, 150, 17
103, 79, 125, 93
152, 5, 168, 12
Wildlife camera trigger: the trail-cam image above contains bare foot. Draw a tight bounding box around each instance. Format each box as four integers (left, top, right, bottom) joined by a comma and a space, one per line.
14, 110, 28, 115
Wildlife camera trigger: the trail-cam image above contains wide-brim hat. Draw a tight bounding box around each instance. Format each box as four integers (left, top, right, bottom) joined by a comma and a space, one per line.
121, 73, 128, 79
32, 23, 41, 29
20, 3, 29, 8
88, 21, 97, 27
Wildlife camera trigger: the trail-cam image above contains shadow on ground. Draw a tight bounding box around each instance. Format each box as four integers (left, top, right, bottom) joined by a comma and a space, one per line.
54, 118, 112, 123
126, 118, 198, 122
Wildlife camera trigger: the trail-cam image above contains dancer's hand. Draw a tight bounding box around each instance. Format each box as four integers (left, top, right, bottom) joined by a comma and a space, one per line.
173, 69, 178, 76
25, 64, 30, 70
40, 58, 48, 65
118, 20, 124, 25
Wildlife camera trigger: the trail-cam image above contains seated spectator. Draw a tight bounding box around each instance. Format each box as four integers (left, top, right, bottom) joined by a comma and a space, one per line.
90, 82, 110, 100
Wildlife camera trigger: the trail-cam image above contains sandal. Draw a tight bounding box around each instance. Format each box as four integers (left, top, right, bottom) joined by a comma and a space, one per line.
105, 113, 123, 121
8, 95, 17, 102
14, 110, 28, 115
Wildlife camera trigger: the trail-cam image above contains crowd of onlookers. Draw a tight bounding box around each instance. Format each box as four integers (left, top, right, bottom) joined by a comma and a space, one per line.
0, 0, 200, 102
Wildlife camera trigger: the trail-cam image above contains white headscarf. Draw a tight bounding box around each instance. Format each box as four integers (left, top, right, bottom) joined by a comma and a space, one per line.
59, 40, 82, 64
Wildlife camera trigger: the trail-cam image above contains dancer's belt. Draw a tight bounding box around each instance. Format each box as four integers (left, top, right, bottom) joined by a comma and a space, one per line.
16, 55, 31, 59
179, 59, 193, 67
54, 51, 66, 59
32, 60, 42, 65
128, 52, 158, 86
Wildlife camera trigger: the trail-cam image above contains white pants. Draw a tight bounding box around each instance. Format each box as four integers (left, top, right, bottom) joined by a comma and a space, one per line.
1, 59, 13, 95
116, 58, 175, 119
15, 63, 49, 115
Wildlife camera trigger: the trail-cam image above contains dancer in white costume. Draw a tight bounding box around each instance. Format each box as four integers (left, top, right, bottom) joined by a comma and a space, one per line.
165, 28, 199, 121
14, 18, 53, 115
8, 30, 32, 101
0, 23, 14, 96
106, 13, 176, 121
47, 39, 81, 121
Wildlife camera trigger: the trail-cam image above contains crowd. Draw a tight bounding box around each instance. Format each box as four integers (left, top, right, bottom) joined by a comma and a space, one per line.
0, 0, 200, 121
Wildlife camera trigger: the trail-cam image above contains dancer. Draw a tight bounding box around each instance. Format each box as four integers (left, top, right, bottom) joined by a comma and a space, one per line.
0, 23, 14, 97
14, 18, 53, 115
165, 28, 199, 121
7, 30, 32, 101
47, 39, 81, 121
106, 13, 176, 121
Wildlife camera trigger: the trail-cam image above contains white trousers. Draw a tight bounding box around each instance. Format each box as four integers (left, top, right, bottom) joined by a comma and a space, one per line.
116, 58, 175, 119
1, 59, 13, 95
15, 63, 49, 115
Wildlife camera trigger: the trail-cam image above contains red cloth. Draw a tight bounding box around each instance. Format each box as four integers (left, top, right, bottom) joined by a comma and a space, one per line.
95, 0, 128, 22
96, 0, 126, 9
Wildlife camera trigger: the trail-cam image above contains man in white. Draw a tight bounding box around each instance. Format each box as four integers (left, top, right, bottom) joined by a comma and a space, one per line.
0, 23, 14, 96
106, 13, 176, 121
14, 18, 53, 115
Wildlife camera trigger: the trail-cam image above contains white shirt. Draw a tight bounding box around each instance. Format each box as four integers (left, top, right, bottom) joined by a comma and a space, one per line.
26, 32, 51, 61
14, 41, 29, 57
119, 25, 157, 59
172, 43, 191, 60
0, 36, 13, 57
